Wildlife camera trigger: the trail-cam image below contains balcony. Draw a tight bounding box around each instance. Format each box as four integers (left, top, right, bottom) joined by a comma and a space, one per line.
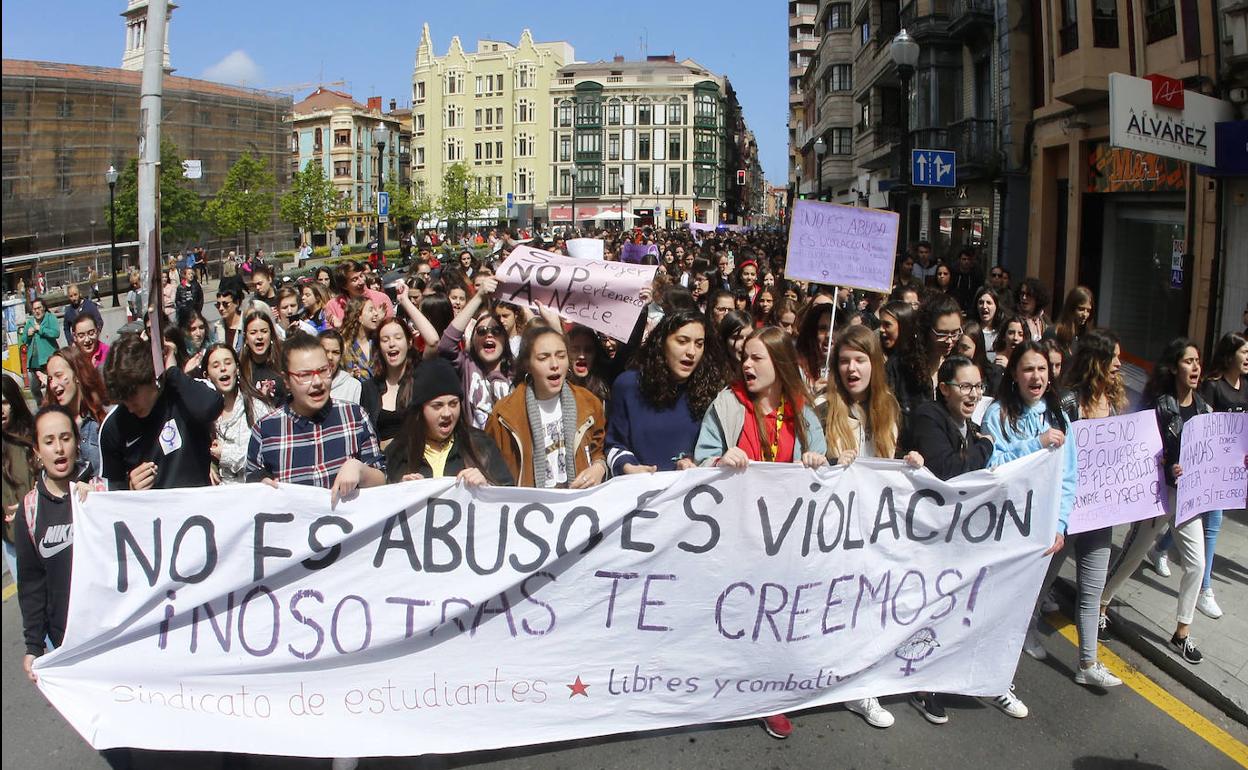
947, 0, 994, 40
899, 1, 946, 42
909, 118, 1000, 180
574, 150, 602, 163
790, 35, 819, 52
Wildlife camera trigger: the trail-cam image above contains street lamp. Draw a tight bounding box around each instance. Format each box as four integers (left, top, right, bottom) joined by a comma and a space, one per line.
462, 181, 470, 243
105, 165, 119, 307
890, 28, 919, 241
569, 166, 579, 235
814, 136, 827, 201
242, 186, 250, 258
373, 123, 387, 260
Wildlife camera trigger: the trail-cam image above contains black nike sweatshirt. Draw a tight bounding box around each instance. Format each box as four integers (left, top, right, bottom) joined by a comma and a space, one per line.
15, 477, 74, 656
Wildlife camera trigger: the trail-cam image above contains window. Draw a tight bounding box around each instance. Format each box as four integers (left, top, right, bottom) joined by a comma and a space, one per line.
517, 134, 533, 157
485, 142, 493, 160
859, 100, 871, 128
860, 21, 871, 46
415, 81, 426, 103
2, 150, 17, 200
199, 110, 211, 126
608, 167, 621, 195
1145, 0, 1177, 43
575, 165, 601, 195
576, 132, 602, 156
826, 3, 850, 30
334, 129, 351, 147
695, 165, 716, 197
56, 151, 73, 192
416, 114, 425, 135
669, 132, 682, 160
607, 98, 622, 125
829, 64, 852, 91
446, 138, 462, 161
638, 167, 650, 195
446, 72, 463, 94
829, 127, 852, 154
516, 63, 536, 89
2, 100, 16, 118
638, 133, 651, 161
637, 101, 652, 126
558, 100, 573, 126
694, 130, 716, 161
314, 128, 323, 151
56, 99, 73, 118
668, 98, 684, 125
517, 99, 534, 123
475, 142, 484, 162
229, 114, 240, 128
495, 140, 503, 160
1059, 0, 1079, 52
1093, 0, 1119, 47
608, 134, 620, 160
495, 107, 504, 126
668, 168, 682, 197
334, 160, 351, 177
695, 92, 716, 122
416, 147, 425, 169
559, 135, 572, 162
476, 76, 484, 96
559, 169, 571, 196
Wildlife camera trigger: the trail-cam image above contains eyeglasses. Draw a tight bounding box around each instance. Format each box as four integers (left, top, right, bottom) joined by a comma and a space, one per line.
73, 329, 98, 339
930, 327, 963, 341
990, 271, 1004, 278
287, 365, 332, 385
475, 325, 505, 338
215, 300, 234, 308
945, 382, 986, 396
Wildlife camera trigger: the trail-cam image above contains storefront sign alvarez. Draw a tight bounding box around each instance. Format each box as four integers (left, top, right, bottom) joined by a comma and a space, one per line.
1109, 73, 1234, 166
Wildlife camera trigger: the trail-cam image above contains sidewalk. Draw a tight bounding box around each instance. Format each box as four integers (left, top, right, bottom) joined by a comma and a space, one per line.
1053, 508, 1248, 726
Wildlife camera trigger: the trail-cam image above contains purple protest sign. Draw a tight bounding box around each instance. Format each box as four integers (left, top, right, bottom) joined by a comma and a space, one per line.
1176, 412, 1248, 525
784, 199, 898, 292
620, 242, 659, 264
1067, 411, 1167, 535
495, 245, 656, 340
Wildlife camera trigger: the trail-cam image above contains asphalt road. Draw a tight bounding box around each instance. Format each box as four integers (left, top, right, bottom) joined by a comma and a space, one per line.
3, 587, 1245, 770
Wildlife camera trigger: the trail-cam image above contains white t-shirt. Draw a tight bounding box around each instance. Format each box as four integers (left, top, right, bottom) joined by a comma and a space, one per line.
537, 394, 568, 488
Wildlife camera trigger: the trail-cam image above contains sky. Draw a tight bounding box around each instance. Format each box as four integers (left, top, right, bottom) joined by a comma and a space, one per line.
2, 0, 788, 183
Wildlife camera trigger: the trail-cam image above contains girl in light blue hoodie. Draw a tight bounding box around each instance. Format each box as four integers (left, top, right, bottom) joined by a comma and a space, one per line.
979, 340, 1076, 720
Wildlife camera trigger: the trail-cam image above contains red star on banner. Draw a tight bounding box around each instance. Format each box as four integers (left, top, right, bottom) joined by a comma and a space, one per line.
567, 676, 590, 698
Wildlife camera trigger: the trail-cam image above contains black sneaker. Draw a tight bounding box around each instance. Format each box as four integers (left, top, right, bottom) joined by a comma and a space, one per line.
1169, 634, 1203, 665
909, 692, 948, 725
1097, 614, 1112, 641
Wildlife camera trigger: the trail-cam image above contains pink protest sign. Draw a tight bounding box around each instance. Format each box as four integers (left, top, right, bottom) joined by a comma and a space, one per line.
496, 245, 656, 341
784, 199, 898, 291
1176, 412, 1248, 525
1067, 411, 1167, 534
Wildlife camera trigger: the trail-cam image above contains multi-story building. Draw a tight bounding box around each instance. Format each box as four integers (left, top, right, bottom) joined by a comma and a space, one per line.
288, 88, 402, 247
1027, 0, 1234, 359
120, 0, 173, 73
549, 54, 744, 228
797, 0, 856, 201
1214, 2, 1248, 339
412, 25, 572, 228
791, 1, 1025, 273
789, 1, 820, 198
1, 59, 291, 284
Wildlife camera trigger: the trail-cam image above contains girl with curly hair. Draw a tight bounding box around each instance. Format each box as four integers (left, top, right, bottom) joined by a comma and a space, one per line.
605, 309, 727, 475
42, 345, 108, 473
339, 296, 384, 383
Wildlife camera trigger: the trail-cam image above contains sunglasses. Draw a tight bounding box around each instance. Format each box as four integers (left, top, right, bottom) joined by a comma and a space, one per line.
475, 325, 505, 337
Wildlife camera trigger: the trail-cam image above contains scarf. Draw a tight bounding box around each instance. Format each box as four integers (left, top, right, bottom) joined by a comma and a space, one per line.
525, 381, 579, 489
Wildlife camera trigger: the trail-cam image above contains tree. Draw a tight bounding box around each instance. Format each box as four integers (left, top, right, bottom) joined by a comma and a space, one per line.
279, 163, 344, 242
435, 163, 497, 232
105, 138, 204, 247
386, 184, 434, 235
205, 153, 276, 253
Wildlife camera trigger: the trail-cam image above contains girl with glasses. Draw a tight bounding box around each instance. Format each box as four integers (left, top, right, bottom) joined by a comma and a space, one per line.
437, 275, 515, 429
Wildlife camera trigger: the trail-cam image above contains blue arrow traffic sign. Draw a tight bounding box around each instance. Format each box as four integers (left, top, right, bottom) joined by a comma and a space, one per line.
912, 149, 957, 188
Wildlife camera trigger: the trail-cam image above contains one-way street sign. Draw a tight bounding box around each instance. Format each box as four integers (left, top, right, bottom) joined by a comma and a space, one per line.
912, 149, 957, 188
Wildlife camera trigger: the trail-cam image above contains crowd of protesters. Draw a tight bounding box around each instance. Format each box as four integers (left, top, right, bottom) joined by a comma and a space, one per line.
3, 224, 1245, 768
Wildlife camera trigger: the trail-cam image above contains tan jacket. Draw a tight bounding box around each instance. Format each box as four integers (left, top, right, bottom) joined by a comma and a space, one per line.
484, 381, 606, 488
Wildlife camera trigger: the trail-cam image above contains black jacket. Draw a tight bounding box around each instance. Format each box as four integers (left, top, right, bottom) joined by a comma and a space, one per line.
384, 427, 514, 486
886, 354, 932, 436
16, 477, 74, 655
174, 279, 203, 320
99, 367, 224, 489
1155, 392, 1211, 487
904, 400, 993, 480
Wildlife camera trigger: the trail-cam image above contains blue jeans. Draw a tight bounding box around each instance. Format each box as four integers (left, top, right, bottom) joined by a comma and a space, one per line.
1157, 509, 1222, 592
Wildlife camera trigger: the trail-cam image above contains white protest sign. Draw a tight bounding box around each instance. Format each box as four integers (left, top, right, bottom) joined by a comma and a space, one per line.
566, 238, 605, 261
1067, 411, 1167, 534
495, 245, 655, 340
36, 453, 1060, 758
1176, 412, 1248, 524
784, 199, 898, 292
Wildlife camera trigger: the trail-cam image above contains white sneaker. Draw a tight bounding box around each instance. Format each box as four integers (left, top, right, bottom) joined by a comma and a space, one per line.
331, 759, 360, 770
990, 684, 1029, 719
845, 697, 895, 728
1146, 547, 1172, 578
1040, 590, 1059, 613
1074, 661, 1123, 688
1023, 627, 1048, 660
1196, 588, 1223, 619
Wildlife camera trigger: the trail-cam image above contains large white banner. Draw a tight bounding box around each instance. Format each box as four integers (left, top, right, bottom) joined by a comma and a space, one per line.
36, 451, 1061, 758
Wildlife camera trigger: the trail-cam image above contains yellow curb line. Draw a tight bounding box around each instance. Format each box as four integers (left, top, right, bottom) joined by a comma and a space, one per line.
1044, 611, 1248, 768
2, 582, 14, 602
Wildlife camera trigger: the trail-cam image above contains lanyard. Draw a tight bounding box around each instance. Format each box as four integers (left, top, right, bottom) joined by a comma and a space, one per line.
768, 398, 786, 461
